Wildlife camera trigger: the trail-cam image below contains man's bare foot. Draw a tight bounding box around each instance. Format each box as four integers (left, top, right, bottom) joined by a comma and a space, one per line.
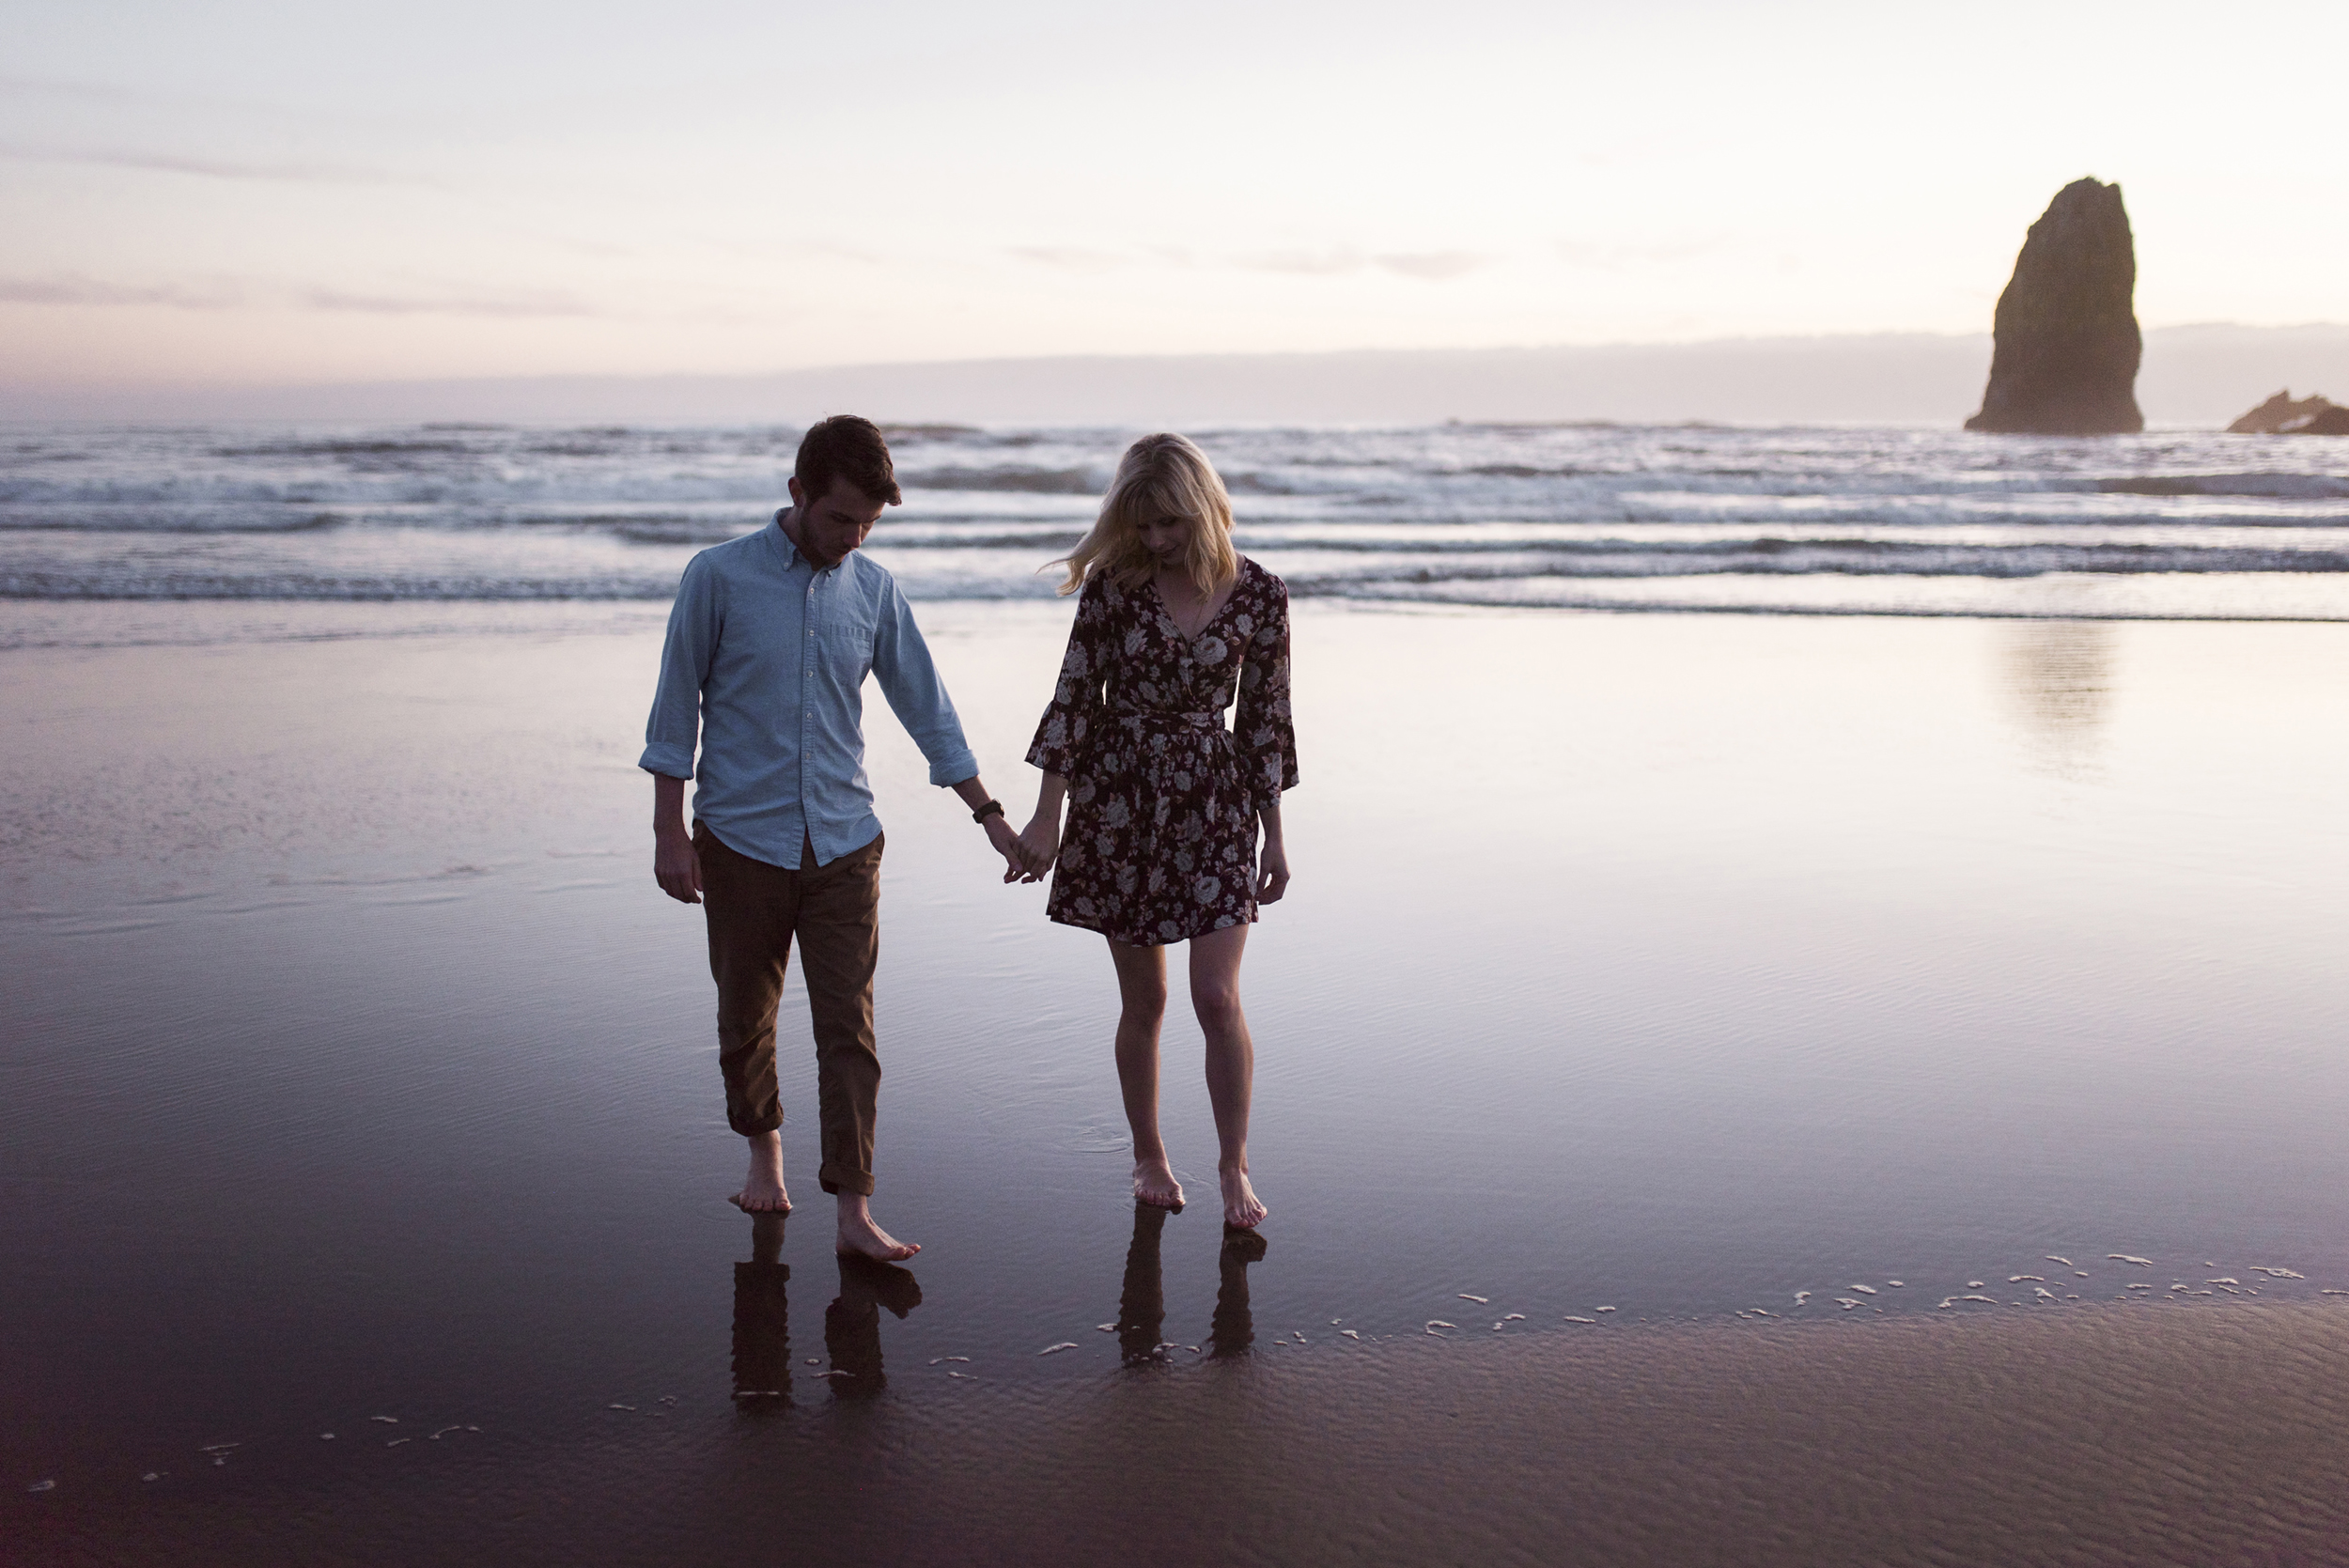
1133, 1157, 1185, 1209
836, 1193, 919, 1262
1220, 1165, 1267, 1229
729, 1129, 791, 1214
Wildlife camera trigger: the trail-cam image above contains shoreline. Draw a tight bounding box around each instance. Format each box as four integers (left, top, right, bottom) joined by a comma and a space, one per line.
16, 1298, 2349, 1565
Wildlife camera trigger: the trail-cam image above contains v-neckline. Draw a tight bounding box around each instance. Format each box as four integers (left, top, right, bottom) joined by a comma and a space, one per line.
1147, 567, 1240, 650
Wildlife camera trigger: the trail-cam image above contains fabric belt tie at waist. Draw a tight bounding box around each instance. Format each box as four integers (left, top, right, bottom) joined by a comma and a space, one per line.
1114, 710, 1225, 727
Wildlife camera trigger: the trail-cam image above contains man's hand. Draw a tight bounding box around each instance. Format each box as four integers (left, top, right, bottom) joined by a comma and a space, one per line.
1255, 837, 1290, 904
983, 815, 1032, 882
656, 827, 704, 904
1014, 811, 1059, 884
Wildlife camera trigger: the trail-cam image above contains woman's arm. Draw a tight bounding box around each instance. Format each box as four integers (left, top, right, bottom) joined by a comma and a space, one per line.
1236, 576, 1297, 905
1019, 772, 1069, 881
1254, 797, 1289, 903
1019, 575, 1110, 882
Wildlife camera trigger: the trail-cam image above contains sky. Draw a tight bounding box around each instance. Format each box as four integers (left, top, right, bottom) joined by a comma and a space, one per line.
5, 0, 2345, 390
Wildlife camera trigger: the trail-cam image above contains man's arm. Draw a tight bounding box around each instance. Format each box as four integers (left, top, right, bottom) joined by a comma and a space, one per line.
947, 774, 1033, 881
653, 773, 702, 903
867, 580, 1034, 878
867, 580, 979, 785
643, 558, 714, 904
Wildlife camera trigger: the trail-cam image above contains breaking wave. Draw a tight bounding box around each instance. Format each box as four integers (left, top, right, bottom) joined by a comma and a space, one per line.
5, 421, 2349, 618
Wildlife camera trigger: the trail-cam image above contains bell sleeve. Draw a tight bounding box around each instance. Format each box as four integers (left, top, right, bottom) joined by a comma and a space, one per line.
1026, 571, 1112, 779
1235, 574, 1299, 803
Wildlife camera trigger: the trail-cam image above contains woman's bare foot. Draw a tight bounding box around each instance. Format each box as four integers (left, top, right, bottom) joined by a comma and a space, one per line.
1133, 1157, 1185, 1209
729, 1130, 791, 1214
1220, 1165, 1267, 1229
835, 1193, 919, 1262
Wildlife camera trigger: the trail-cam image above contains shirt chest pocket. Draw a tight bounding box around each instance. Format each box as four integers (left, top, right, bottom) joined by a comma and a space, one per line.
818, 607, 877, 681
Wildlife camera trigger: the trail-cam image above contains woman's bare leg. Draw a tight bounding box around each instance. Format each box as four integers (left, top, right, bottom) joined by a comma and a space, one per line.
1189, 924, 1267, 1228
1109, 939, 1182, 1208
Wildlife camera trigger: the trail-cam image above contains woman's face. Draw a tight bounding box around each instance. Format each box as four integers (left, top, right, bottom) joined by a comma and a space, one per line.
1138, 514, 1190, 567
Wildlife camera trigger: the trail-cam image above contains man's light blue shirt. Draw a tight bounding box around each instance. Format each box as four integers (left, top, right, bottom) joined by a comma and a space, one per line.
639, 512, 978, 869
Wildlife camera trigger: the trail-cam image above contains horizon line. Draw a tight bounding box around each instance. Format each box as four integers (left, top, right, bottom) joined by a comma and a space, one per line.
10, 320, 2349, 397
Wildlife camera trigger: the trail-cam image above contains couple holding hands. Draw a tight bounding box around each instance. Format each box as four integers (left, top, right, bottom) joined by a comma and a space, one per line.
643, 419, 1298, 1262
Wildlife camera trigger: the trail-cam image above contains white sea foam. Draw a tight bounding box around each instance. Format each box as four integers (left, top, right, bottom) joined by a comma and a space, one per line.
8, 422, 2349, 618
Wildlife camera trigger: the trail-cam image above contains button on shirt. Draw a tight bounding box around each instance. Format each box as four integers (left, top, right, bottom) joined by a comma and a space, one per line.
639, 512, 978, 870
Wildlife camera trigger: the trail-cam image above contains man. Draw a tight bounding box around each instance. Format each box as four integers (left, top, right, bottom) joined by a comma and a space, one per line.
642, 415, 1028, 1262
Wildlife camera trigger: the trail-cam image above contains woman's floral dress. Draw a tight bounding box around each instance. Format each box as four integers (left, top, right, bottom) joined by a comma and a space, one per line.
1027, 557, 1299, 947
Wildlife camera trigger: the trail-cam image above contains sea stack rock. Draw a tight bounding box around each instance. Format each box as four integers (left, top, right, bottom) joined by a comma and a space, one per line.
2228, 390, 2349, 434
1966, 178, 2144, 435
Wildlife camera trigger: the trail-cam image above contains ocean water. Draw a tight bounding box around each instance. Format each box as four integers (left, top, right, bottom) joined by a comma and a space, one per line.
8, 426, 2349, 1560
5, 421, 2349, 625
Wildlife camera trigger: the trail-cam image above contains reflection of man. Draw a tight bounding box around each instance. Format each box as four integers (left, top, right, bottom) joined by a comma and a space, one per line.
644, 416, 1031, 1261
731, 1214, 792, 1407
825, 1255, 923, 1399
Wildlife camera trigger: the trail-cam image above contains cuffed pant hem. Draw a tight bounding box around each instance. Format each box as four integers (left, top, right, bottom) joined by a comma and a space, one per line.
727, 1112, 784, 1139
817, 1164, 875, 1198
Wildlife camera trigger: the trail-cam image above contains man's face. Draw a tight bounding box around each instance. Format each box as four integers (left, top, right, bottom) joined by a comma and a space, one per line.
786, 477, 887, 567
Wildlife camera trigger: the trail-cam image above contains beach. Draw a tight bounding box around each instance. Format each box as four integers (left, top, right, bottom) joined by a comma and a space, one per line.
7, 591, 2349, 1562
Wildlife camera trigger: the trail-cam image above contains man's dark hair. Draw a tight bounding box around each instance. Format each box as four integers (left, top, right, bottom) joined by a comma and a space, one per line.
794, 415, 902, 506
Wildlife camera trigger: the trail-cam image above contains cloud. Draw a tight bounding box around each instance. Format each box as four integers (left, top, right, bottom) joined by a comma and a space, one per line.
1555, 236, 1727, 271
0, 141, 413, 185
0, 276, 241, 309
1232, 247, 1364, 276
1006, 246, 1130, 274
1230, 247, 1488, 282
299, 288, 594, 318
0, 273, 597, 318
0, 74, 141, 103
1373, 251, 1487, 281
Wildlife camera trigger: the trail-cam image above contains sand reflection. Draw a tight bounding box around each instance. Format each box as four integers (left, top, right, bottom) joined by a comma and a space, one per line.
1999, 619, 2114, 771
1211, 1231, 1269, 1358
731, 1213, 793, 1410
825, 1254, 923, 1400
730, 1216, 924, 1406
1112, 1203, 1270, 1363
1117, 1204, 1171, 1365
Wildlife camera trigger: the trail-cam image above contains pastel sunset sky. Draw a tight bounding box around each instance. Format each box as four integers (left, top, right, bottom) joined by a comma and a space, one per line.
7, 0, 2343, 389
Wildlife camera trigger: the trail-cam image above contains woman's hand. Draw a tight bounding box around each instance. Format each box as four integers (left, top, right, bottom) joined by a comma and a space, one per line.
982, 814, 1031, 881
1015, 810, 1060, 883
1255, 837, 1290, 904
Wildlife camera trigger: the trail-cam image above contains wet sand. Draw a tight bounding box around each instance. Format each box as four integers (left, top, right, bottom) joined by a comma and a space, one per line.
7, 599, 2349, 1563
18, 1299, 2349, 1565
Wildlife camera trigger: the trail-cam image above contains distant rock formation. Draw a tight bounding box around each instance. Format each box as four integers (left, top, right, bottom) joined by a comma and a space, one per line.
2227, 389, 2349, 434
1966, 179, 2144, 435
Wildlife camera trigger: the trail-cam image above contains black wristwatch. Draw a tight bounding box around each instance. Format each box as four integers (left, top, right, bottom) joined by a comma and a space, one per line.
972, 800, 1005, 824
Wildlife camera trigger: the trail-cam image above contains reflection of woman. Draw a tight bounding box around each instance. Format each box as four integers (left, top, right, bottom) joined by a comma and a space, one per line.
1020, 434, 1299, 1228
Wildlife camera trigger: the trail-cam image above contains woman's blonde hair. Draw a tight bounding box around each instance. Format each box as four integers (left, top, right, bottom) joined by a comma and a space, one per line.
1051, 432, 1238, 596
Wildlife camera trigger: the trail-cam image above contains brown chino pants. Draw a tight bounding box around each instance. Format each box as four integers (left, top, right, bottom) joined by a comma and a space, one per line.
696, 822, 884, 1197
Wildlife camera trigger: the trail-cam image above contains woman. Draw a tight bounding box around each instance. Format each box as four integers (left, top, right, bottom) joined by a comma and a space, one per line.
1019, 433, 1298, 1229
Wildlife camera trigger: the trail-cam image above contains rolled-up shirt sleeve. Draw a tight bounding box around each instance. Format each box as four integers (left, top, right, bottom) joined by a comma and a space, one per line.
639, 554, 716, 780
870, 580, 978, 786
